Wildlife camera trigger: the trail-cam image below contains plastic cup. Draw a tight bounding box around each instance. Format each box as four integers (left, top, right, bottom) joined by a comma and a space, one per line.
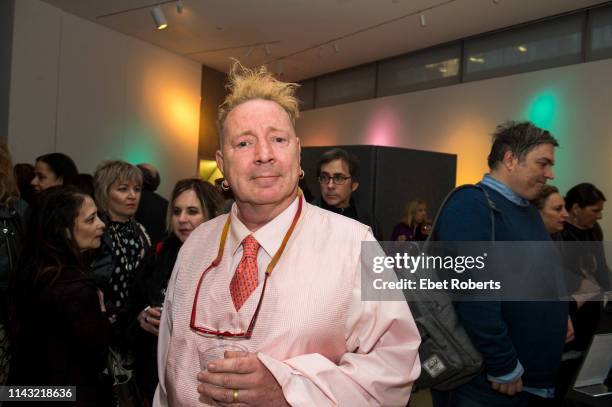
198, 342, 248, 371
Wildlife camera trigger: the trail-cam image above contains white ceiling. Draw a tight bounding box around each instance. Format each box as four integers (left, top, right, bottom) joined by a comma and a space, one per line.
41, 0, 607, 82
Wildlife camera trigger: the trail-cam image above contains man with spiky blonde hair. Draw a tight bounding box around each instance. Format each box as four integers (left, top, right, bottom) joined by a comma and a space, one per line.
154, 62, 421, 406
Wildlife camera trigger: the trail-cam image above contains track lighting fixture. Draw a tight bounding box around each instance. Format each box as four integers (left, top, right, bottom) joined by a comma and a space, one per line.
151, 6, 168, 30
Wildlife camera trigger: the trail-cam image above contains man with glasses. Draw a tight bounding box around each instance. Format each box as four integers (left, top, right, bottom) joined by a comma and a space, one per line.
315, 148, 374, 229
153, 62, 421, 406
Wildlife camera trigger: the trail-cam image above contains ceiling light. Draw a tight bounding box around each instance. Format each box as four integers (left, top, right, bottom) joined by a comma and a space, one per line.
469, 56, 485, 63
420, 14, 427, 27
151, 6, 168, 30
517, 45, 527, 52
176, 0, 184, 14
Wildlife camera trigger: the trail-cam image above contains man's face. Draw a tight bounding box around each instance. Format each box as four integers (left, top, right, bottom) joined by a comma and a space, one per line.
216, 99, 301, 210
507, 143, 555, 200
319, 159, 359, 209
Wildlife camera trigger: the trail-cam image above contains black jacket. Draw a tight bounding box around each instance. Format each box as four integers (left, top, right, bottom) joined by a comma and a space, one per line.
560, 222, 609, 351
135, 190, 169, 245
90, 214, 150, 347
90, 215, 151, 296
7, 266, 112, 406
312, 196, 380, 238
128, 234, 181, 402
0, 199, 28, 318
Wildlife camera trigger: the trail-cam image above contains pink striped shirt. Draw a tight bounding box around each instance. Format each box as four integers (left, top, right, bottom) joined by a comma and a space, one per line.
154, 198, 421, 406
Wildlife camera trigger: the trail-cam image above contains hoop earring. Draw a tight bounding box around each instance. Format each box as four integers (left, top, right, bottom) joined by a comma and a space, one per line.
221, 179, 230, 191
299, 169, 305, 180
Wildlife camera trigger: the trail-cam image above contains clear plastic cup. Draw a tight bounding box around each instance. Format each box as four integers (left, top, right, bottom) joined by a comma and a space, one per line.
198, 342, 249, 371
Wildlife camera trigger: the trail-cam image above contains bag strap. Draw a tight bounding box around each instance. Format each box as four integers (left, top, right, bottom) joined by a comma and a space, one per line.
428, 184, 501, 243
0, 206, 24, 272
1, 220, 12, 271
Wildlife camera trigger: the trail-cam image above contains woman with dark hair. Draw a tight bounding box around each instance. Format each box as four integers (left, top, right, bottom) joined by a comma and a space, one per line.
129, 178, 222, 403
555, 182, 609, 401
7, 186, 111, 405
564, 183, 606, 237
0, 141, 27, 385
31, 152, 79, 192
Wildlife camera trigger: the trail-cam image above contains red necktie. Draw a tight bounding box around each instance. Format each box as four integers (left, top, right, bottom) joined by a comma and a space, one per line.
230, 235, 260, 311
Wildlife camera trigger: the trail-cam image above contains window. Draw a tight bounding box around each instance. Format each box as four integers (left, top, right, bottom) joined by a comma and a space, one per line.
463, 14, 584, 82
315, 63, 376, 108
378, 43, 461, 96
299, 6, 611, 110
587, 4, 612, 61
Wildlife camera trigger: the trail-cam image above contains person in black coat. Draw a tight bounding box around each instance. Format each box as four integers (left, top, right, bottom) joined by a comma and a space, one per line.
7, 186, 111, 406
135, 163, 169, 245
556, 183, 609, 400
0, 142, 28, 385
129, 178, 222, 403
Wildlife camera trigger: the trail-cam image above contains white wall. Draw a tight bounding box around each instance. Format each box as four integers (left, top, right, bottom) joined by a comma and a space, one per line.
296, 58, 612, 236
8, 0, 201, 198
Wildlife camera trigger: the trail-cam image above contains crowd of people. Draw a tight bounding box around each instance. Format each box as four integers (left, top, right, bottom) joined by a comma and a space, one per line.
0, 61, 609, 407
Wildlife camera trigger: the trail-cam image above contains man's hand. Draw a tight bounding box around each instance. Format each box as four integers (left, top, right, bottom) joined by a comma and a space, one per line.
491, 377, 523, 396
197, 351, 289, 406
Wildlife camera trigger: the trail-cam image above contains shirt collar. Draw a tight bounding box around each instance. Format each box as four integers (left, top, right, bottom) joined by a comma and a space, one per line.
481, 174, 530, 207
229, 195, 300, 257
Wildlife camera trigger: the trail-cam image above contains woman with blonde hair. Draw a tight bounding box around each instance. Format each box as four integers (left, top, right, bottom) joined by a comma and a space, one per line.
0, 141, 27, 385
532, 184, 569, 236
91, 160, 150, 351
391, 199, 430, 241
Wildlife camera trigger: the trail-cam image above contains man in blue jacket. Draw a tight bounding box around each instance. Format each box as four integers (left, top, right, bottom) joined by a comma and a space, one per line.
432, 121, 568, 406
